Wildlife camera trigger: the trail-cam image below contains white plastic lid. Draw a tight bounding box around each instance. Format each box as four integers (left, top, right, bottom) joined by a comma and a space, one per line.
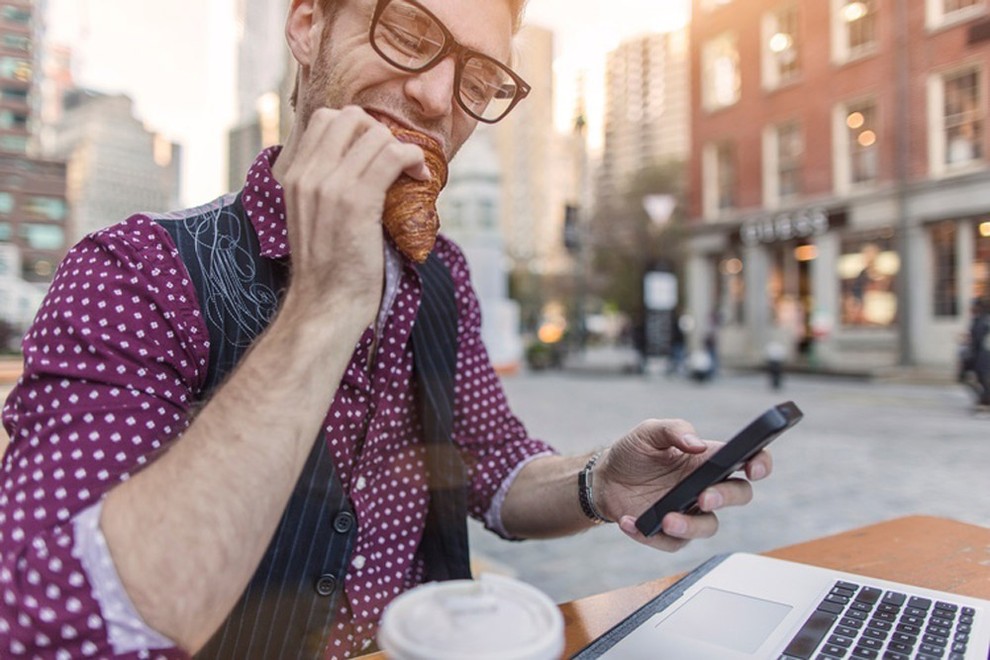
377, 573, 564, 660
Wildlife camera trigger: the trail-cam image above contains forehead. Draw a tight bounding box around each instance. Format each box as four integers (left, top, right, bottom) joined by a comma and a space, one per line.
404, 0, 514, 61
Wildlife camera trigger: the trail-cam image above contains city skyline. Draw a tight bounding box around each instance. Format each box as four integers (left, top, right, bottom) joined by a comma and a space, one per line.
44, 0, 690, 205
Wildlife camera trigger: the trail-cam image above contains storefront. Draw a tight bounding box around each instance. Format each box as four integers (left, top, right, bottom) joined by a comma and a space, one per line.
685, 187, 990, 375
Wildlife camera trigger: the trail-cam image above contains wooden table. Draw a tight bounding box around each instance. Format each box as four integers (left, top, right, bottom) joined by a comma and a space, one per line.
360, 515, 989, 658
558, 515, 989, 657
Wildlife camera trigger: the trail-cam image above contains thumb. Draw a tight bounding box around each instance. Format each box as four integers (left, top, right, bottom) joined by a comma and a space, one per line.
633, 419, 708, 454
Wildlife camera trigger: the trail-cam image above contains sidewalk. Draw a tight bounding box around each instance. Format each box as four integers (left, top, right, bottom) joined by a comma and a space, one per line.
469, 368, 990, 604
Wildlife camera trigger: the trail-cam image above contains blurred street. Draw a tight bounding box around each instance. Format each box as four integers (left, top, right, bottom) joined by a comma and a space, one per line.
2, 358, 988, 607
468, 365, 990, 605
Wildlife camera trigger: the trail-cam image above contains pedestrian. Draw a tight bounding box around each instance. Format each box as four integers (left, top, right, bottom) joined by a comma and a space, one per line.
0, 1, 773, 657
765, 339, 787, 391
968, 297, 990, 413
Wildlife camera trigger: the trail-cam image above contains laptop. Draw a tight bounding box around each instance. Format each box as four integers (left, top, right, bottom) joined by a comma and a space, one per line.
574, 552, 989, 659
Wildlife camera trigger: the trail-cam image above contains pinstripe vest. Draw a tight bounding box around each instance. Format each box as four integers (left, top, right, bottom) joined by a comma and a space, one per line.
154, 194, 471, 659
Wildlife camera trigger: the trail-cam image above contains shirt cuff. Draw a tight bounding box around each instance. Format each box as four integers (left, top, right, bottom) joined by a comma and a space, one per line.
483, 450, 555, 539
72, 501, 176, 654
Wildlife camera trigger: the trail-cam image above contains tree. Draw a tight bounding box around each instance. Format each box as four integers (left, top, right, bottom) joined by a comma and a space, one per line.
589, 160, 688, 324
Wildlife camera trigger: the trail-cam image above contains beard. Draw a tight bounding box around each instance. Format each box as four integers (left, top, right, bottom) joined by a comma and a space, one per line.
298, 34, 464, 162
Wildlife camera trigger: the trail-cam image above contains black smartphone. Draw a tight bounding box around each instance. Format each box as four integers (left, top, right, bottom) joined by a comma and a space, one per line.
634, 401, 804, 537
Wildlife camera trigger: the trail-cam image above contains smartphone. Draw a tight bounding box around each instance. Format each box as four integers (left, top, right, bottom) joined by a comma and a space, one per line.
634, 401, 804, 537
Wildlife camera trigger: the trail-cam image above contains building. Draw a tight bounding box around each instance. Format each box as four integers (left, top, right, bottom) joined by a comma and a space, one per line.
227, 0, 293, 190
596, 30, 691, 217
494, 25, 561, 276
686, 0, 990, 374
439, 125, 523, 371
45, 89, 181, 243
0, 0, 68, 290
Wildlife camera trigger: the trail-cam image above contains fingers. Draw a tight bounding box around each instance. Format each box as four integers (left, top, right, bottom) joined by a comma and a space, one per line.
617, 512, 718, 552
634, 418, 708, 455
696, 477, 753, 512
745, 449, 773, 481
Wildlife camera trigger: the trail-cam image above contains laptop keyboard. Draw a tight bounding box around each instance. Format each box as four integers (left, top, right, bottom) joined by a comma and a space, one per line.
778, 580, 978, 660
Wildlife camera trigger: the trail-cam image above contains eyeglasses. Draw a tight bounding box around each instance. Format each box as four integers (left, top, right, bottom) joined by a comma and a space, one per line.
369, 0, 531, 123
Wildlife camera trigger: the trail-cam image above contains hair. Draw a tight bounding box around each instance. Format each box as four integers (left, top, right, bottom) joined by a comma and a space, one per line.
315, 0, 528, 31
290, 0, 529, 110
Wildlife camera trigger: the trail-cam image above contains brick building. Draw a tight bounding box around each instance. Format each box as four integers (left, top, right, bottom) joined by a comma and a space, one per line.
0, 0, 67, 288
685, 0, 990, 373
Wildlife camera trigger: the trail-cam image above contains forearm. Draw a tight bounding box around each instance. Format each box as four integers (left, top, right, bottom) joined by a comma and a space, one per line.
499, 453, 599, 539
101, 300, 363, 652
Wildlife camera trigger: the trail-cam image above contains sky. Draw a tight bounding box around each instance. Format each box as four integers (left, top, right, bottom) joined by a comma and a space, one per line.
44, 0, 689, 206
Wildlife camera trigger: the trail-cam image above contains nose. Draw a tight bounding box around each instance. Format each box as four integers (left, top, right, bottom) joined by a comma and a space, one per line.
403, 56, 457, 119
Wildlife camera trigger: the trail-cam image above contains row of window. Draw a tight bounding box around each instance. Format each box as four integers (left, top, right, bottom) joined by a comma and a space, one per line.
702, 66, 986, 217
0, 221, 64, 250
716, 220, 989, 330
702, 0, 986, 111
0, 5, 30, 25
0, 192, 67, 221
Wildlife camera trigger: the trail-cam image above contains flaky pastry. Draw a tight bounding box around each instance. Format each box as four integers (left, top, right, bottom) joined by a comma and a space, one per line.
374, 116, 449, 263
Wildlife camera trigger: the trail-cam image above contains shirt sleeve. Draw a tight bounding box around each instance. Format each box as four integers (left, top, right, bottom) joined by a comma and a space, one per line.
0, 215, 207, 657
432, 237, 558, 537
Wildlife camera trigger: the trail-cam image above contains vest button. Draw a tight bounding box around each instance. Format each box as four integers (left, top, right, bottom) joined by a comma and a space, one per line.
333, 511, 354, 534
315, 574, 337, 597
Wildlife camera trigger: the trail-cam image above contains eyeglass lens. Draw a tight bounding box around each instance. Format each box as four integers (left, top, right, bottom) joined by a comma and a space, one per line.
372, 0, 523, 122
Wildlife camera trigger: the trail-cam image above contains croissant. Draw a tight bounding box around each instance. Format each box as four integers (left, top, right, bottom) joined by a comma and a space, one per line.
379, 121, 449, 263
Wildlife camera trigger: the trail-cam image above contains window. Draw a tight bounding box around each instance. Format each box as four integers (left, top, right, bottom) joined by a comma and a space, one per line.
0, 87, 28, 104
701, 33, 740, 111
974, 219, 990, 302
929, 66, 985, 174
931, 221, 958, 317
0, 6, 31, 24
772, 121, 804, 201
716, 250, 745, 325
2, 34, 30, 52
702, 142, 737, 217
0, 191, 12, 215
0, 109, 27, 130
926, 0, 986, 29
832, 0, 878, 63
23, 196, 67, 221
838, 234, 899, 327
762, 4, 801, 90
835, 99, 879, 191
19, 224, 64, 250
0, 56, 31, 83
0, 222, 10, 241
716, 143, 736, 212
0, 134, 27, 152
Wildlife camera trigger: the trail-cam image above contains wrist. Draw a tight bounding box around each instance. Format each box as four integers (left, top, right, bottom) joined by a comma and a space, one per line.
578, 450, 614, 525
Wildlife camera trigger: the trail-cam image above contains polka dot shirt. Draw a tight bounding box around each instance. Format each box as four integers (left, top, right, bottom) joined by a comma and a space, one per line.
0, 147, 556, 658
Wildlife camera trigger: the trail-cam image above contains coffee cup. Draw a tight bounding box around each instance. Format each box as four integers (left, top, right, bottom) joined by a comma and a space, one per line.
377, 573, 564, 660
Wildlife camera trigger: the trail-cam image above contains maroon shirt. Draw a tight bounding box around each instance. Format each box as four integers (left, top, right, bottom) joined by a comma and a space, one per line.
0, 147, 554, 658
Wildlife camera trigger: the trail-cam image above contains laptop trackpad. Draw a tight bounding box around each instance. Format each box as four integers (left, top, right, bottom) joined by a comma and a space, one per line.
658, 587, 793, 653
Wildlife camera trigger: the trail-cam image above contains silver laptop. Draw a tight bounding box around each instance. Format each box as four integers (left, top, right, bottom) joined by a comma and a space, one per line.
576, 552, 989, 659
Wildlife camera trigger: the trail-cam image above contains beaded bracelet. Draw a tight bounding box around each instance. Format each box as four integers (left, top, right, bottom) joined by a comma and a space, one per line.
578, 450, 613, 524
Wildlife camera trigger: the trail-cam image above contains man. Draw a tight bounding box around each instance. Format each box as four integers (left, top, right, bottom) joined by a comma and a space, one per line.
969, 297, 990, 413
0, 0, 772, 657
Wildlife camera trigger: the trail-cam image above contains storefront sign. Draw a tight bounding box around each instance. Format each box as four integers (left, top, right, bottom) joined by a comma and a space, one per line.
740, 207, 830, 246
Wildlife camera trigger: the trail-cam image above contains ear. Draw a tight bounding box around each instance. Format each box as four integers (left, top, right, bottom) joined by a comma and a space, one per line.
286, 0, 321, 68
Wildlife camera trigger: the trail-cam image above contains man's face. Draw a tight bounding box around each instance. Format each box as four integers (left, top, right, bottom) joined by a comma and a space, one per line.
298, 0, 515, 161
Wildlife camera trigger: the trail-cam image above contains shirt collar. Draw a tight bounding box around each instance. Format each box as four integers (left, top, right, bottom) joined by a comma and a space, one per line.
241, 145, 290, 259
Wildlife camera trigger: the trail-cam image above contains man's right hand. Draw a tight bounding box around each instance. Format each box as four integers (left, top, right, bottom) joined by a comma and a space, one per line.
274, 105, 430, 334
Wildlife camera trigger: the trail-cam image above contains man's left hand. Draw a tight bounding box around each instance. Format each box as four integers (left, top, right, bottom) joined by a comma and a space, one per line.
596, 419, 773, 552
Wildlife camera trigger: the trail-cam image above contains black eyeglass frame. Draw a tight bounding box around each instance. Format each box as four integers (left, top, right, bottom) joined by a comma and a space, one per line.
369, 0, 531, 124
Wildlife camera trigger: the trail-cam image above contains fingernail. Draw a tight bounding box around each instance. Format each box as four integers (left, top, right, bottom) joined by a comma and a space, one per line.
682, 433, 705, 448
703, 490, 723, 509
666, 517, 687, 535
751, 463, 767, 480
